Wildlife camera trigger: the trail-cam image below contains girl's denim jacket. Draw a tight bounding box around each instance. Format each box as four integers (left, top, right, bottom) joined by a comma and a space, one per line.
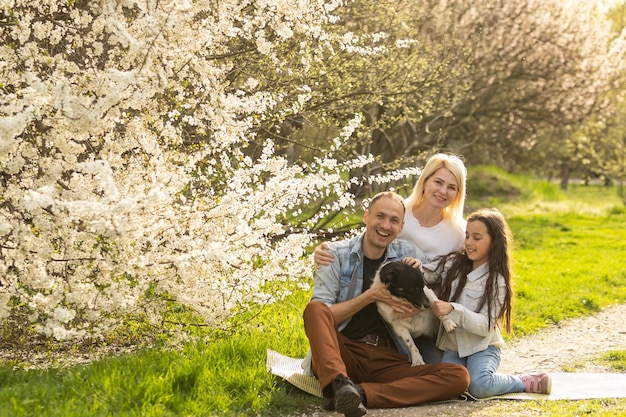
424, 259, 506, 358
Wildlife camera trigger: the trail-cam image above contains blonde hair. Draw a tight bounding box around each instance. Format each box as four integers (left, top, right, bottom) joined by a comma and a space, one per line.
405, 153, 467, 230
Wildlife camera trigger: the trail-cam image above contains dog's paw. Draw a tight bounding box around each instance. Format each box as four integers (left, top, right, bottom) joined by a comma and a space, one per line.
441, 316, 457, 333
410, 352, 425, 366
411, 358, 425, 366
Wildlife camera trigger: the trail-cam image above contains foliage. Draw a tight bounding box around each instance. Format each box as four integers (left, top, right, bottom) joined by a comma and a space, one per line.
512, 1, 626, 191
0, 0, 624, 349
286, 0, 626, 187
448, 0, 625, 167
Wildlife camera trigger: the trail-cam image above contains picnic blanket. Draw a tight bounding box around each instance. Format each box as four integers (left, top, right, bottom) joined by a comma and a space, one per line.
266, 349, 626, 401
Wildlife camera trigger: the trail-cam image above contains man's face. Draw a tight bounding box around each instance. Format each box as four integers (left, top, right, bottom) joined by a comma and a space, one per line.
363, 196, 405, 254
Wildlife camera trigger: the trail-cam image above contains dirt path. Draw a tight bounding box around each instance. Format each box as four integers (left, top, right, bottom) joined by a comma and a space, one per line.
499, 303, 626, 374
301, 303, 626, 417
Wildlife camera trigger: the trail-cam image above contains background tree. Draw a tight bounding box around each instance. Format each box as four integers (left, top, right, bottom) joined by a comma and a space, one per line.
522, 1, 626, 189
0, 0, 396, 342
281, 0, 624, 190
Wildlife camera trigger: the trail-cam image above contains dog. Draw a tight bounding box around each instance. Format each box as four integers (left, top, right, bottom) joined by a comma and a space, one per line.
372, 260, 457, 366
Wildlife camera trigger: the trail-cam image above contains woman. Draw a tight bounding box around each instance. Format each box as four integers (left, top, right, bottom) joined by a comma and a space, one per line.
398, 152, 467, 260
314, 153, 468, 265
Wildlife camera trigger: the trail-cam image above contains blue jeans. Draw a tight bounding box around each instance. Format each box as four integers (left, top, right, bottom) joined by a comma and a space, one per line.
413, 336, 443, 364
440, 345, 524, 398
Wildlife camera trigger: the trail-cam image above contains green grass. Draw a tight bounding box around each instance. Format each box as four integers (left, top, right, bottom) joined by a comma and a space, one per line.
464, 398, 626, 416
0, 291, 319, 417
599, 350, 626, 372
509, 211, 626, 336
1, 171, 626, 416
466, 167, 626, 335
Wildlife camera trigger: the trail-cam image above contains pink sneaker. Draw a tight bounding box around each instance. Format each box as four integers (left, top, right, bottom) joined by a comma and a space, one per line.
519, 373, 552, 394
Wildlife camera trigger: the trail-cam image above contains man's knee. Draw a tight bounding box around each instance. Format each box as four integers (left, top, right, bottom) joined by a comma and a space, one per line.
303, 301, 331, 323
450, 364, 471, 393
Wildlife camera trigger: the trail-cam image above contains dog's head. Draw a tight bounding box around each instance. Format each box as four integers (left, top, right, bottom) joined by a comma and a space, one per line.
376, 261, 430, 309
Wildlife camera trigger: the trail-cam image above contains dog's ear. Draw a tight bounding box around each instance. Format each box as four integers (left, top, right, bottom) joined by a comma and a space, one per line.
377, 262, 394, 284
398, 261, 422, 279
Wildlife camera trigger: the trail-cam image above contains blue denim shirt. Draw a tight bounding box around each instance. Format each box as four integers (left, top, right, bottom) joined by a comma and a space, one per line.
302, 232, 428, 373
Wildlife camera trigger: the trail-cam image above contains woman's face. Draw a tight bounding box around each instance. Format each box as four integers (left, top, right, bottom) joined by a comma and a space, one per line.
422, 167, 459, 210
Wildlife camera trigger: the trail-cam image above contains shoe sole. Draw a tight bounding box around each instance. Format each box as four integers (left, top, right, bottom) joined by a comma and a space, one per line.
544, 376, 552, 395
334, 385, 366, 416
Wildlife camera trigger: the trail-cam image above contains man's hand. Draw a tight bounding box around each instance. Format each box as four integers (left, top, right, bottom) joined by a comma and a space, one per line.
368, 284, 418, 316
313, 242, 333, 269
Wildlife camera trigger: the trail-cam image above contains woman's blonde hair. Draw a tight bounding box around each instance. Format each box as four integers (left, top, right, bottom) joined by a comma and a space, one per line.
405, 153, 467, 229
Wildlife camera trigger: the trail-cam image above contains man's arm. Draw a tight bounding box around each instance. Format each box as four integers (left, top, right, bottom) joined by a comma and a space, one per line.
329, 287, 376, 324
330, 283, 415, 323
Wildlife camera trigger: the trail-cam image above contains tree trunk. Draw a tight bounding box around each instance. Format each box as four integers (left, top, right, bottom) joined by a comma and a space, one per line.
560, 163, 571, 191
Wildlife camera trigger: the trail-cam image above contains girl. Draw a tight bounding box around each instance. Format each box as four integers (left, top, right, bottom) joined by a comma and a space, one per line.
426, 208, 551, 398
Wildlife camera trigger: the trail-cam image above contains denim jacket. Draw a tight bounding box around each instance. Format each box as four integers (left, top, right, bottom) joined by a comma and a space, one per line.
424, 259, 506, 358
302, 232, 428, 374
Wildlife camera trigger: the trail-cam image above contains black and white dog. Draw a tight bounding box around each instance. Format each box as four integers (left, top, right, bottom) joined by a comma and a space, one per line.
372, 261, 456, 366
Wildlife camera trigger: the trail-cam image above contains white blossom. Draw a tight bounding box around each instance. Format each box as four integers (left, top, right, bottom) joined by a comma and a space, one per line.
54, 307, 76, 324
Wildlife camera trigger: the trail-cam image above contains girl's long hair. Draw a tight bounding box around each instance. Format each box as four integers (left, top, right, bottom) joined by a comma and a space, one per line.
438, 208, 514, 333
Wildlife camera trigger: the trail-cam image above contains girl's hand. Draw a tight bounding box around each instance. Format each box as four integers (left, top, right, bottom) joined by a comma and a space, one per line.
430, 300, 454, 317
313, 242, 333, 268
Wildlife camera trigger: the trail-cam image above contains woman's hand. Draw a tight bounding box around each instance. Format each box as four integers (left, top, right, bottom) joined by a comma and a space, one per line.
402, 256, 422, 269
313, 242, 334, 268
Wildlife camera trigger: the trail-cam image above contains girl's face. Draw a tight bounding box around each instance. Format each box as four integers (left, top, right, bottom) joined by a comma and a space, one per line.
464, 219, 491, 269
422, 167, 459, 210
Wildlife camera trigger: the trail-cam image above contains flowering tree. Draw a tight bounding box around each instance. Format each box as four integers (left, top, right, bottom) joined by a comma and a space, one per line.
1, 0, 424, 342
286, 0, 625, 183
444, 0, 626, 171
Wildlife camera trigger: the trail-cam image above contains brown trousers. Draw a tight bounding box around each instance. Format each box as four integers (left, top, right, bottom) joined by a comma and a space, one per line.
303, 301, 470, 408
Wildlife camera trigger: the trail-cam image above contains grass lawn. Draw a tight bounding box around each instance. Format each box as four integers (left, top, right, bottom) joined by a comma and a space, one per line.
1, 173, 625, 416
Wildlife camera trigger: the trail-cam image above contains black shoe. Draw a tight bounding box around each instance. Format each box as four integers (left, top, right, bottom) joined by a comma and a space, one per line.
331, 374, 367, 417
322, 396, 335, 411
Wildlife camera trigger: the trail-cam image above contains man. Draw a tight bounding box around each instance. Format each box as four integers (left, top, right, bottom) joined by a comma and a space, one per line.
302, 191, 470, 417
